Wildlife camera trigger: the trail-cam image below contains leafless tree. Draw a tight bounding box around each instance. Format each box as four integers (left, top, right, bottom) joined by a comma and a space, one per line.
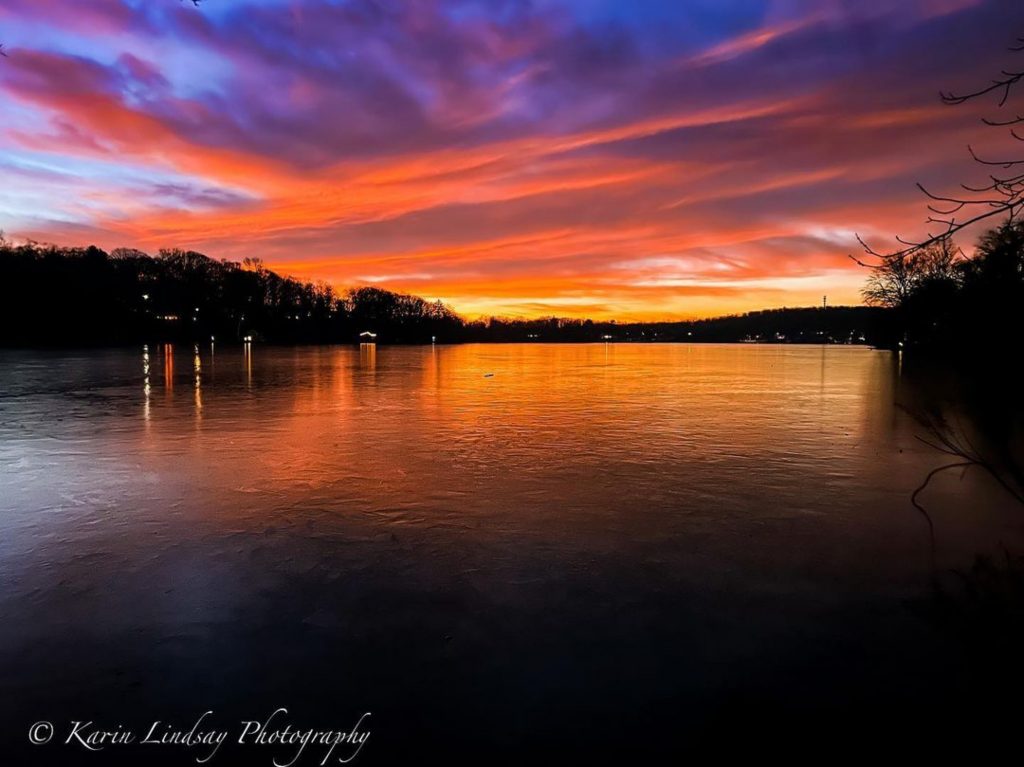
862, 236, 961, 307
857, 36, 1024, 262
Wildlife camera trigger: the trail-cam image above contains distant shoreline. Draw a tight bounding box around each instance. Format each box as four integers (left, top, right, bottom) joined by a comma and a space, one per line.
0, 241, 892, 348
0, 338, 884, 353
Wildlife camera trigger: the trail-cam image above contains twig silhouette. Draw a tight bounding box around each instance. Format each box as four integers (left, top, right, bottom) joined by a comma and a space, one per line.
857, 35, 1024, 261
899, 399, 1024, 573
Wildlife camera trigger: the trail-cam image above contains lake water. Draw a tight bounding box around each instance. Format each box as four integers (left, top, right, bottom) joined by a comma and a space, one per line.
1, 344, 1021, 763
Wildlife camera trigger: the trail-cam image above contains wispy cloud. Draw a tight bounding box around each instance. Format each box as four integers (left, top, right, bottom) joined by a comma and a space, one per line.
0, 0, 1015, 318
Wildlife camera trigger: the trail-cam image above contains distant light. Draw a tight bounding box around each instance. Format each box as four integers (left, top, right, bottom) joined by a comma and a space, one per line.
244, 335, 253, 342
210, 336, 215, 342
142, 294, 149, 300
360, 331, 377, 338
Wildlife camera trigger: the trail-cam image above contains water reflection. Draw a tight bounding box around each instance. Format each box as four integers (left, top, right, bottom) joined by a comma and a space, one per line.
1, 345, 1022, 763
142, 344, 150, 422
359, 342, 376, 371
193, 344, 203, 417
162, 343, 174, 398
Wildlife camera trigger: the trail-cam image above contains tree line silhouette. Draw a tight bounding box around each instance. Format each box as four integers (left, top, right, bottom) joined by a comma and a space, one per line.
0, 239, 461, 346
0, 237, 881, 347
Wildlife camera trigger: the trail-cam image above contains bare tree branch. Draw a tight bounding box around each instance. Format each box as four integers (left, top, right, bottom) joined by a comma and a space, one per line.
857, 36, 1024, 261
942, 70, 1024, 107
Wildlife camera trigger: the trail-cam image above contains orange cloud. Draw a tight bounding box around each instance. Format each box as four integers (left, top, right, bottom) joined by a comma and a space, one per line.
0, 0, 1013, 320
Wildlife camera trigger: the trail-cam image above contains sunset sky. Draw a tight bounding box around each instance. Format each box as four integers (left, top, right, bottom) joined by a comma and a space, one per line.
1, 0, 1020, 319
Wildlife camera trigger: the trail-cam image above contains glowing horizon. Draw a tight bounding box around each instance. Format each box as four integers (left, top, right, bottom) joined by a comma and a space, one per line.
0, 0, 1017, 320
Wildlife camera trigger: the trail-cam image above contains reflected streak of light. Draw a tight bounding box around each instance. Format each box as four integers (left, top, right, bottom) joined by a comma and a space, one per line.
820, 345, 826, 395
142, 344, 150, 423
194, 344, 203, 417
163, 343, 174, 400
359, 342, 377, 372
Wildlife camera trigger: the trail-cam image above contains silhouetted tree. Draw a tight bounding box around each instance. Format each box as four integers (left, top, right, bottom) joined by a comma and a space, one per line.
862, 236, 965, 349
344, 286, 463, 343
863, 237, 962, 309
0, 242, 350, 345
